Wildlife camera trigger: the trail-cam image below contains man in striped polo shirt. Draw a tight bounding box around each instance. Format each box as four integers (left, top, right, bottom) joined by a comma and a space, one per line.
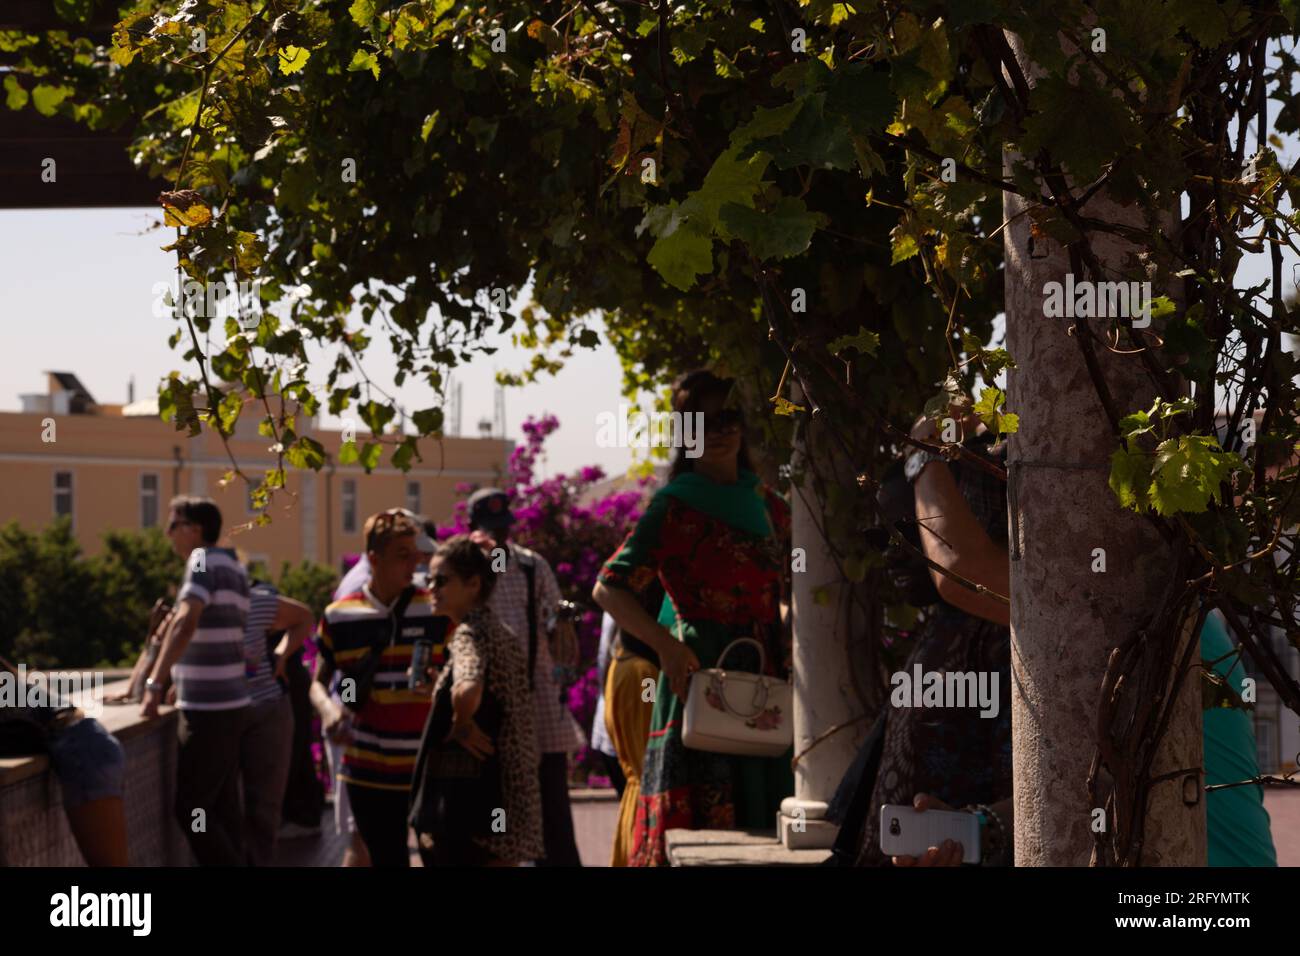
310, 510, 447, 867
142, 496, 252, 866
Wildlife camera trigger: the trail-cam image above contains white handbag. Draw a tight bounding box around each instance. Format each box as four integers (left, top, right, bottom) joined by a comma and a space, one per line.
681, 633, 793, 757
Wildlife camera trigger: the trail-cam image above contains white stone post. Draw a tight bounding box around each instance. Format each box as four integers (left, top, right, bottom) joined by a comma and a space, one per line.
778, 406, 871, 849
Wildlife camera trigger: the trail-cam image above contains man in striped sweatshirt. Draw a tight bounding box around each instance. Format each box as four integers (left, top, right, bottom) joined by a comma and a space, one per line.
310, 509, 447, 867
142, 496, 251, 866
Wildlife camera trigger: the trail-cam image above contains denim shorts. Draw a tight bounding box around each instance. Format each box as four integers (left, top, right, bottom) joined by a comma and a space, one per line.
46, 717, 126, 809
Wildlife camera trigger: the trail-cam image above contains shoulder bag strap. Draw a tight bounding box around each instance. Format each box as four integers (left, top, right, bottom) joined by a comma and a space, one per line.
516, 548, 538, 692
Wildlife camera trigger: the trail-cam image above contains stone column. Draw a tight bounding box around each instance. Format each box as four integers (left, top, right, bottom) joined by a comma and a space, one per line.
778, 407, 871, 849
1003, 30, 1205, 867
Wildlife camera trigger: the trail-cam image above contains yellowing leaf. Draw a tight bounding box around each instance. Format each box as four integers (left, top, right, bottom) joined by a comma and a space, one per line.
348, 49, 380, 80
349, 0, 377, 26
163, 203, 212, 228
421, 111, 439, 142
772, 396, 805, 417
4, 75, 28, 110
278, 46, 310, 75
31, 84, 72, 117
890, 230, 919, 264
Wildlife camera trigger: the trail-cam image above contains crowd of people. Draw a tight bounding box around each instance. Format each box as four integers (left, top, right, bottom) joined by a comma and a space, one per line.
0, 366, 1281, 867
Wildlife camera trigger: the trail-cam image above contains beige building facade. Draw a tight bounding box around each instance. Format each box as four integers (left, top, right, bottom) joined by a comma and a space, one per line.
2, 373, 511, 572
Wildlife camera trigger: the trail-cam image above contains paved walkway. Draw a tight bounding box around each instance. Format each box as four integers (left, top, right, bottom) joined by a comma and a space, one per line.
279, 790, 1299, 866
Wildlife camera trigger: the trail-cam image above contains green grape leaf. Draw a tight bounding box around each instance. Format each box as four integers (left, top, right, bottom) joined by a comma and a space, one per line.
828, 327, 881, 357
285, 437, 325, 470
647, 226, 713, 291
1149, 435, 1242, 515
717, 197, 825, 260
360, 441, 383, 472
973, 387, 1017, 434
1109, 447, 1153, 511
412, 407, 444, 435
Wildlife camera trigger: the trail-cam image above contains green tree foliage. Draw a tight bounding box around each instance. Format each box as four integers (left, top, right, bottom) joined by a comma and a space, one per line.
0, 521, 183, 668
275, 558, 339, 620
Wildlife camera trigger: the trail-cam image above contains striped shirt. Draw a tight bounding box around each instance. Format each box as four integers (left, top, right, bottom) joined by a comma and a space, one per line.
242, 583, 286, 704
173, 547, 252, 711
318, 586, 447, 791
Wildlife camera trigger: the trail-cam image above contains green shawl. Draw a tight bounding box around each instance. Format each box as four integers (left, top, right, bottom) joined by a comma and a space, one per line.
656, 468, 774, 538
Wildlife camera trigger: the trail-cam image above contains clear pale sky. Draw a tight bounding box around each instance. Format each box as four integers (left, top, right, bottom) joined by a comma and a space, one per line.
0, 207, 644, 481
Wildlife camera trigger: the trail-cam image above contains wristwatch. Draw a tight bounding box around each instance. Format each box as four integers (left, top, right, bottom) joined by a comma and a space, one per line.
145, 677, 163, 695
904, 447, 946, 483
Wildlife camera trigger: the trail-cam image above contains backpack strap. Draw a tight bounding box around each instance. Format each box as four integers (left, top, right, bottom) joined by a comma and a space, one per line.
514, 547, 538, 692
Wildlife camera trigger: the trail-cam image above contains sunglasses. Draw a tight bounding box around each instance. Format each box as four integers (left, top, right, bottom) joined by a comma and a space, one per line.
430, 572, 452, 589
703, 408, 745, 434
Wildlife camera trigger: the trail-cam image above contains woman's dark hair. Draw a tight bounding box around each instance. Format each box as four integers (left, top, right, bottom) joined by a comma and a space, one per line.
436, 534, 498, 604
169, 495, 222, 544
668, 369, 754, 479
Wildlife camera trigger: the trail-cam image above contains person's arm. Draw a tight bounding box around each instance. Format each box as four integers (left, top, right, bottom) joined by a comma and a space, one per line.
591, 494, 700, 697
913, 459, 1010, 626
308, 614, 353, 742
269, 595, 315, 679
445, 624, 494, 758
140, 598, 201, 717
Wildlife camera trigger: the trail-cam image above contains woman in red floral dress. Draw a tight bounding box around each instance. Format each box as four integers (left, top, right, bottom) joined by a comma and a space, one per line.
593, 370, 793, 866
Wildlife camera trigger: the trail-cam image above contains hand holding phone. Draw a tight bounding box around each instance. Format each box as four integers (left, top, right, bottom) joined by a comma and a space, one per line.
879, 797, 981, 865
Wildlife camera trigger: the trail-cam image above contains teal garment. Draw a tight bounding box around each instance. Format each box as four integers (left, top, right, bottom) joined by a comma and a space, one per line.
1202, 611, 1277, 866
657, 468, 774, 538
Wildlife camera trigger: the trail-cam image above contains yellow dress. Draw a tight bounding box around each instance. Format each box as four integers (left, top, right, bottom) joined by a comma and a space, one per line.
604, 644, 658, 867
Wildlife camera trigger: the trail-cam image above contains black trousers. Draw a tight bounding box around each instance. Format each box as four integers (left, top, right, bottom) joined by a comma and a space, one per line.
346, 782, 411, 867
175, 707, 249, 866
537, 752, 582, 867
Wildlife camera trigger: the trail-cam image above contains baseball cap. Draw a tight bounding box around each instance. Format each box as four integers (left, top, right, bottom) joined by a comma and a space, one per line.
467, 488, 514, 530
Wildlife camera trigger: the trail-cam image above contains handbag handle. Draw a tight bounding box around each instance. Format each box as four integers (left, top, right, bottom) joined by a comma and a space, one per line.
672, 622, 771, 677
713, 636, 768, 675
704, 635, 773, 721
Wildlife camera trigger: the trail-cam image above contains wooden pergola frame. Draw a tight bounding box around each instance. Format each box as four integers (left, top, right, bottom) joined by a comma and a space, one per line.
0, 1, 162, 209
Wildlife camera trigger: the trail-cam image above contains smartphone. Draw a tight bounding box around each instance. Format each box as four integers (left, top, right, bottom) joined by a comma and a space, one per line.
879, 804, 981, 864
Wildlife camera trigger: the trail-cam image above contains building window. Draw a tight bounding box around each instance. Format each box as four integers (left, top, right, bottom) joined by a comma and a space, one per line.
140, 473, 160, 528
53, 471, 73, 523
342, 478, 357, 534
406, 480, 421, 515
